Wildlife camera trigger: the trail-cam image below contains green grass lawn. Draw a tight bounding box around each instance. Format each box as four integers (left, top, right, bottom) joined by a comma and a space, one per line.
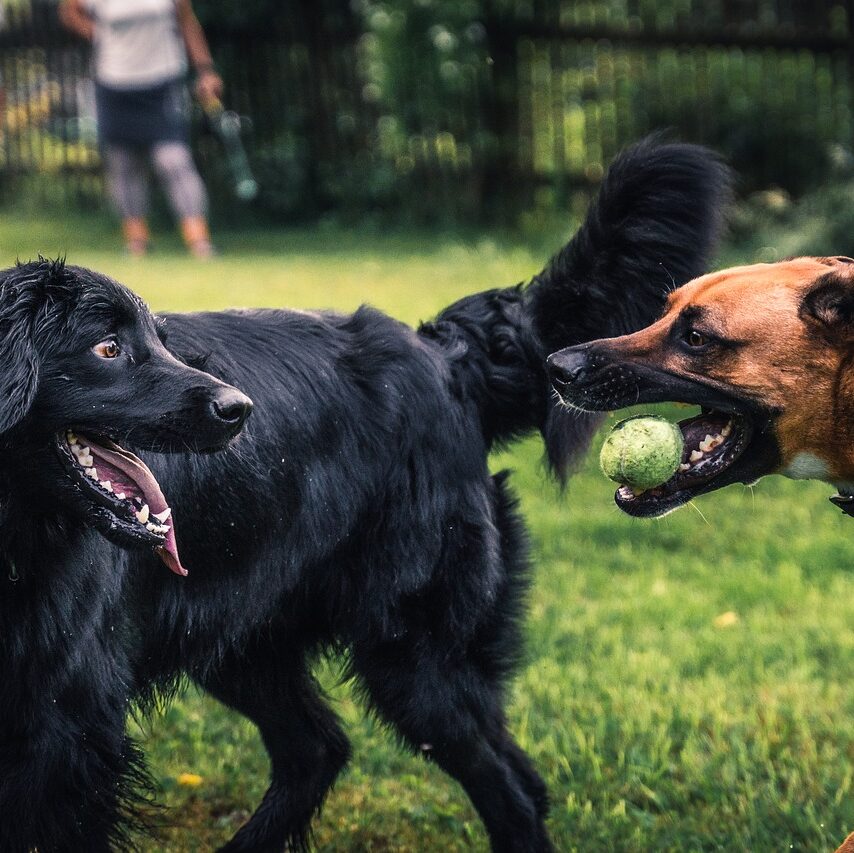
2, 213, 853, 851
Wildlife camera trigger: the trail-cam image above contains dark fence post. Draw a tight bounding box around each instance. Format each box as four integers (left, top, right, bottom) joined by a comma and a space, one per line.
847, 0, 854, 149
482, 2, 525, 221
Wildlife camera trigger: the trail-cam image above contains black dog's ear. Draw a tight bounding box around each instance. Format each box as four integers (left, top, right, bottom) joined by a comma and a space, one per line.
0, 316, 39, 434
800, 271, 854, 340
0, 261, 52, 434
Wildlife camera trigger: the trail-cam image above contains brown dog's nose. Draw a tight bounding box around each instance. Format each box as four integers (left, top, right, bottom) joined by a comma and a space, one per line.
211, 388, 253, 430
547, 348, 590, 388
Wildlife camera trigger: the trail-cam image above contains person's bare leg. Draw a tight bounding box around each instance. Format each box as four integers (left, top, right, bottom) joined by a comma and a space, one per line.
121, 217, 150, 257
103, 144, 150, 255
180, 215, 214, 259
151, 141, 214, 258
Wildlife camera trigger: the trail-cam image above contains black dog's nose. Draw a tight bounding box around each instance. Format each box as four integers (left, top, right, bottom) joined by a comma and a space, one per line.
211, 388, 253, 429
547, 348, 590, 387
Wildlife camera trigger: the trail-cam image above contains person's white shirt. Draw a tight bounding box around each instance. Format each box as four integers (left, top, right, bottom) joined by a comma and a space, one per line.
86, 0, 187, 88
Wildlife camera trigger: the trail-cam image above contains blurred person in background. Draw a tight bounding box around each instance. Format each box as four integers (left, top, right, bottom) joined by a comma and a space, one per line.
59, 0, 222, 258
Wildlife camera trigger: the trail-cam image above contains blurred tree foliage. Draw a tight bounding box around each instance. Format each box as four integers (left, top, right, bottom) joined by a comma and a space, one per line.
188, 0, 852, 221
2, 0, 848, 220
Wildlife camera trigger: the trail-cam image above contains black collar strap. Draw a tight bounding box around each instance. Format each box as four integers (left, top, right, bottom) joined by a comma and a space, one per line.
830, 491, 854, 517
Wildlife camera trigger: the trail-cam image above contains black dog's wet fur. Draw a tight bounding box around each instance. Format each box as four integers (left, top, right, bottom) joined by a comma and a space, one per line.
0, 139, 730, 851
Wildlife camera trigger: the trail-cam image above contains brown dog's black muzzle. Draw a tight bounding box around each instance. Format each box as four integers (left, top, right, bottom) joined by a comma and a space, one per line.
547, 343, 648, 411
547, 345, 594, 388
548, 341, 768, 416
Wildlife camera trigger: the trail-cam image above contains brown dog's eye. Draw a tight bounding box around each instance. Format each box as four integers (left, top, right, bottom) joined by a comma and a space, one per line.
683, 329, 709, 348
93, 339, 120, 359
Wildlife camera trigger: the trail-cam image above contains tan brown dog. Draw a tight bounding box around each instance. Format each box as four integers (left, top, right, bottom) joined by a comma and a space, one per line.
546, 255, 854, 517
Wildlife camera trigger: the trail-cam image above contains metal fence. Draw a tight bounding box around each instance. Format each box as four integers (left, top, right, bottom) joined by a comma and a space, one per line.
2, 0, 854, 222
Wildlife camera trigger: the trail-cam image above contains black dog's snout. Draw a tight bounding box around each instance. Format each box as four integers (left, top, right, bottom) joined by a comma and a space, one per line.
547, 348, 591, 387
211, 388, 253, 429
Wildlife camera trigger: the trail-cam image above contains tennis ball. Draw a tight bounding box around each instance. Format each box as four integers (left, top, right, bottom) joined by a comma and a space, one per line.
599, 415, 684, 490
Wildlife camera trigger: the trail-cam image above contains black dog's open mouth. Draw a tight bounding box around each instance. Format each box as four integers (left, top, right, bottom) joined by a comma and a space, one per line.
614, 409, 756, 518
56, 431, 186, 575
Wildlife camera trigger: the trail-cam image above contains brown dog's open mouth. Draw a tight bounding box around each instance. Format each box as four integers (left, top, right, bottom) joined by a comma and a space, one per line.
614, 410, 753, 517
57, 431, 186, 575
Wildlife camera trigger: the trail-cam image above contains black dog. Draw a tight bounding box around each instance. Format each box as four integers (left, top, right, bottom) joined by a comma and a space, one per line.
0, 259, 252, 852
114, 139, 731, 852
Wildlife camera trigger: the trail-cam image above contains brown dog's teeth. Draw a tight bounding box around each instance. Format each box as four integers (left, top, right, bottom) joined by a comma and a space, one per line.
699, 433, 725, 453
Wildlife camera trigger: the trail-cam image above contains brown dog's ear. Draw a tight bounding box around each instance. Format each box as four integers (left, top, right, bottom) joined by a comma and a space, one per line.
800, 271, 854, 340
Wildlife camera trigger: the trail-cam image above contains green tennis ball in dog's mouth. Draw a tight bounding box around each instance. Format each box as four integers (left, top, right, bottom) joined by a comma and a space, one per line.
600, 415, 684, 490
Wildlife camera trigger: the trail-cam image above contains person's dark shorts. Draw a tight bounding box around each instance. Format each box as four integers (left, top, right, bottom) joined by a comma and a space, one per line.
95, 77, 190, 147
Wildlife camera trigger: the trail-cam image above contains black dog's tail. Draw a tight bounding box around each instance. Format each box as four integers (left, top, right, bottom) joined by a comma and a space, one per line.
419, 136, 733, 479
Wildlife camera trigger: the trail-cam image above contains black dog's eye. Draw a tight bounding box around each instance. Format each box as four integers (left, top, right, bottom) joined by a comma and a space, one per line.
93, 339, 120, 359
683, 329, 710, 348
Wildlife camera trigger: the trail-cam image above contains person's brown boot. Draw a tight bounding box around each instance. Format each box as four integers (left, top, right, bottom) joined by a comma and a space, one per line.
180, 216, 216, 259
122, 217, 149, 257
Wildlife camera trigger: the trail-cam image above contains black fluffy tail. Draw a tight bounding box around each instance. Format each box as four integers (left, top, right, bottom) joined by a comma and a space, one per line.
527, 135, 733, 356
420, 136, 733, 480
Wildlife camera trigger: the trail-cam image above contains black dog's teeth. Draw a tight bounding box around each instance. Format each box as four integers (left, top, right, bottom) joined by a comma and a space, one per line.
64, 431, 171, 536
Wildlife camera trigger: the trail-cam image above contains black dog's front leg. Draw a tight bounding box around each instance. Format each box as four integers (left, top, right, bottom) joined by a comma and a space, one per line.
0, 691, 148, 853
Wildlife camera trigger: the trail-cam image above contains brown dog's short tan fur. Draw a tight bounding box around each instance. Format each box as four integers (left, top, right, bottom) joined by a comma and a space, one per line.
607, 256, 854, 483
549, 256, 854, 511
547, 255, 854, 518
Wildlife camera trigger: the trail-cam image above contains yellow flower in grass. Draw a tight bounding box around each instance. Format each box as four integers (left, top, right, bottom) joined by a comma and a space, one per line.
177, 772, 204, 787
713, 611, 739, 628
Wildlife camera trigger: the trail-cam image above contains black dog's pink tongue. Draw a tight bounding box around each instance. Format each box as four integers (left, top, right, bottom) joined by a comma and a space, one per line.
77, 434, 187, 576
